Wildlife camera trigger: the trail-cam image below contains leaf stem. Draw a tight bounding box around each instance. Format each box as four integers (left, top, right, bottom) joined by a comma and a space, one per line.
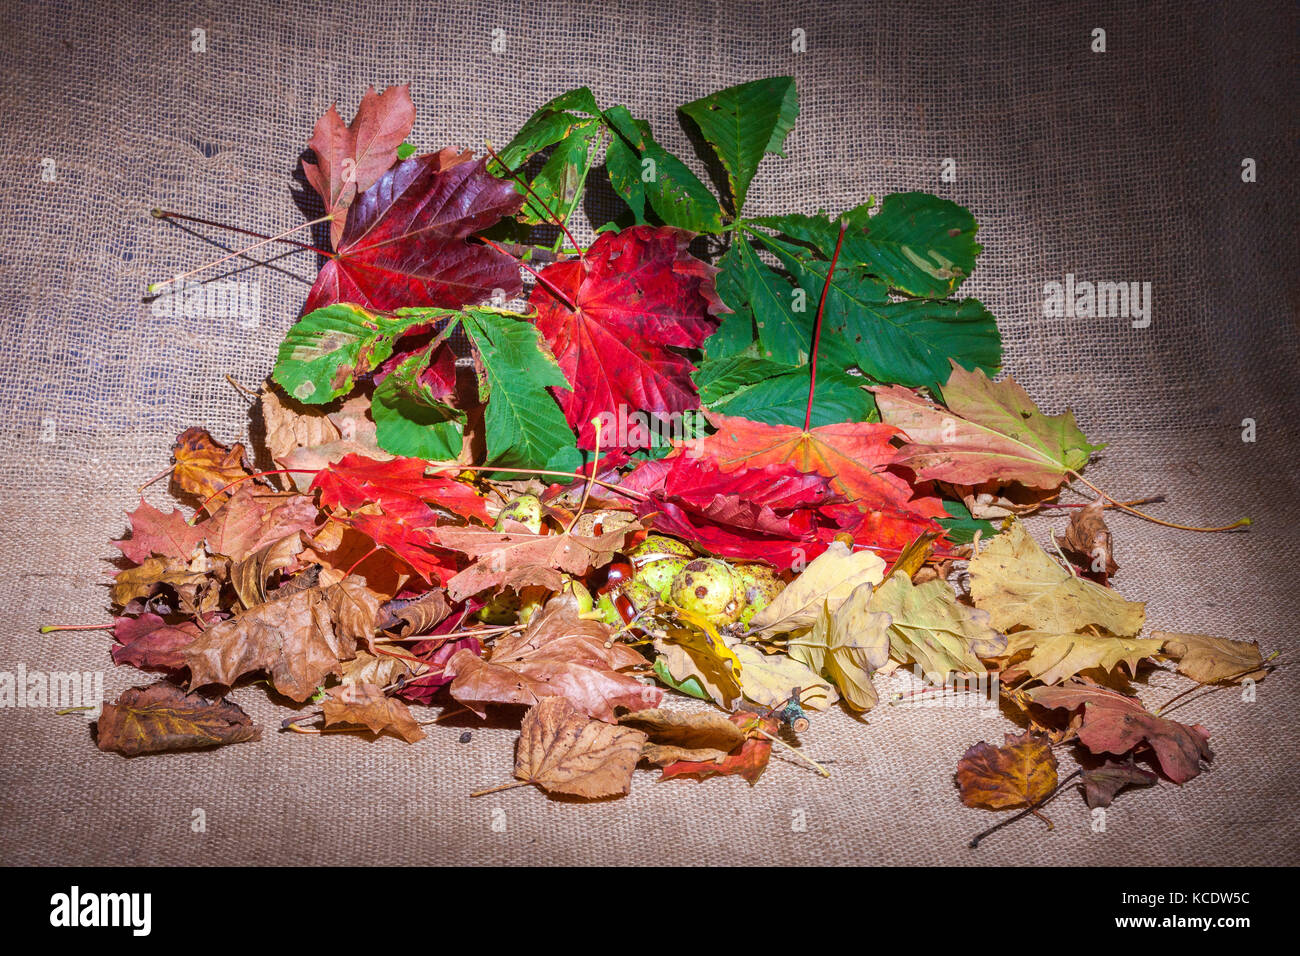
477, 237, 577, 311
484, 141, 583, 256
968, 768, 1082, 849
40, 623, 112, 633
151, 208, 332, 255
1068, 471, 1250, 533
803, 223, 848, 433
1154, 650, 1282, 716
469, 779, 531, 797
757, 728, 831, 778
148, 215, 334, 291
565, 417, 603, 533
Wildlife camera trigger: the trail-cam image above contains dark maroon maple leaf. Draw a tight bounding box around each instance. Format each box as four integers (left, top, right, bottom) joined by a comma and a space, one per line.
112, 613, 201, 671
529, 226, 726, 448
301, 153, 524, 316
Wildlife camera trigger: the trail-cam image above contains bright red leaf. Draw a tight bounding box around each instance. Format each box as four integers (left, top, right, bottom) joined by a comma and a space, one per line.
529, 226, 726, 448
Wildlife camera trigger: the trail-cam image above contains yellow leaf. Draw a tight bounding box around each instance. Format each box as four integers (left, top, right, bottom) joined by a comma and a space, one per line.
747, 541, 886, 637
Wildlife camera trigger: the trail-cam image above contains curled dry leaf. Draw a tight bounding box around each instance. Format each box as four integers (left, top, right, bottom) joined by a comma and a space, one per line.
786, 582, 890, 711
202, 484, 321, 562
321, 683, 425, 743
999, 631, 1165, 686
231, 532, 309, 608
619, 707, 747, 766
1157, 631, 1268, 684
445, 594, 660, 721
659, 712, 778, 785
1062, 498, 1118, 579
96, 681, 260, 756
956, 731, 1058, 810
1028, 681, 1212, 784
379, 589, 453, 638
969, 519, 1145, 636
325, 574, 384, 650
1080, 759, 1158, 809
512, 696, 648, 799
259, 384, 342, 471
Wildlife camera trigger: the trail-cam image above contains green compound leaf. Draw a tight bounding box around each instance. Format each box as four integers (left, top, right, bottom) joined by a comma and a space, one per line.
602, 105, 725, 233
515, 122, 599, 226
460, 307, 580, 472
494, 88, 601, 171
371, 344, 465, 461
695, 355, 875, 428
701, 243, 758, 360
732, 238, 814, 366
272, 303, 449, 404
934, 497, 995, 545
755, 192, 981, 297
755, 232, 1001, 392
679, 76, 798, 213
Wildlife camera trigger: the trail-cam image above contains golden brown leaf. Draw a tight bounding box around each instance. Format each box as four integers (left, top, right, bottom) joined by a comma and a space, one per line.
1062, 498, 1118, 578
96, 681, 260, 756
513, 696, 647, 798
326, 574, 384, 649
1157, 631, 1267, 684
956, 732, 1058, 810
321, 683, 425, 742
171, 426, 257, 505
619, 708, 747, 766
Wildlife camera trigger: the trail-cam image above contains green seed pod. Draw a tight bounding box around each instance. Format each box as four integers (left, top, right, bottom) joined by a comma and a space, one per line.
735, 564, 785, 627
630, 534, 694, 562
630, 535, 694, 599
476, 589, 522, 625
669, 558, 746, 624
495, 494, 543, 534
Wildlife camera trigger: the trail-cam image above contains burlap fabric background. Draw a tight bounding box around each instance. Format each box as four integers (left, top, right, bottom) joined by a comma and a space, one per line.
0, 0, 1295, 866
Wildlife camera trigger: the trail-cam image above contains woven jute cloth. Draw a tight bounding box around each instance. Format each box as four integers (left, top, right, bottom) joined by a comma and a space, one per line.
0, 0, 1296, 866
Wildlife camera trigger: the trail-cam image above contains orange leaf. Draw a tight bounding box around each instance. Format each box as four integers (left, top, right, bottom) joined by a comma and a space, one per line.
956, 732, 1058, 810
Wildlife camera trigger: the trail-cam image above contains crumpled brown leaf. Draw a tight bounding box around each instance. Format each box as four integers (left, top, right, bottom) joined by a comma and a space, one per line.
445, 593, 660, 721
96, 681, 260, 756
202, 484, 321, 562
110, 555, 221, 612
231, 532, 309, 608
184, 586, 357, 702
1080, 759, 1158, 808
321, 682, 424, 742
512, 696, 647, 798
956, 732, 1058, 810
1062, 498, 1118, 579
325, 574, 384, 650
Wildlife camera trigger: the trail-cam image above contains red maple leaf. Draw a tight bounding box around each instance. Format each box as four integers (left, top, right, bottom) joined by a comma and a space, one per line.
529, 226, 725, 448
301, 153, 524, 316
683, 412, 947, 518
113, 500, 205, 564
302, 84, 417, 250
310, 454, 490, 522
659, 713, 778, 785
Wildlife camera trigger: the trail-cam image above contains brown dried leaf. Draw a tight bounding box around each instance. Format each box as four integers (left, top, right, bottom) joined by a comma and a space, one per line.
380, 589, 453, 638
438, 523, 638, 602
1062, 498, 1118, 578
513, 696, 647, 798
110, 556, 214, 609
321, 683, 425, 742
1157, 631, 1268, 684
96, 681, 260, 756
446, 593, 661, 721
618, 708, 748, 766
326, 574, 384, 650
260, 384, 342, 468
184, 587, 356, 702
231, 532, 309, 608
956, 731, 1058, 810
1081, 759, 1158, 808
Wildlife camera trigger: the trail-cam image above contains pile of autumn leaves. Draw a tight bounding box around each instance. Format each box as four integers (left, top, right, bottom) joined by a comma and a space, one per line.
93, 79, 1269, 823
